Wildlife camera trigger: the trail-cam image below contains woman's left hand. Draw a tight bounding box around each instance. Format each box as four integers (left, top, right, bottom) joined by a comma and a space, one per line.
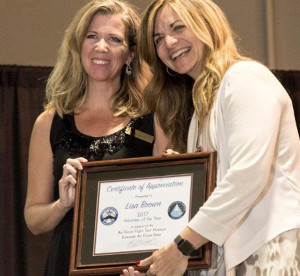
162, 148, 180, 155
138, 242, 188, 276
121, 266, 145, 276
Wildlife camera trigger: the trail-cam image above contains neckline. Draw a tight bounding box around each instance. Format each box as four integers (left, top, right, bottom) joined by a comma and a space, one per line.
67, 113, 135, 140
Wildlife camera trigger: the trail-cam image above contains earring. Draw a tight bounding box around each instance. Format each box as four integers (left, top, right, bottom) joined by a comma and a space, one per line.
126, 63, 132, 76
166, 66, 177, 76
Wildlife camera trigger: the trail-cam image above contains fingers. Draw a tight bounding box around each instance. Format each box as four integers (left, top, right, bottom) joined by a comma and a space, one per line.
162, 149, 180, 155
121, 266, 133, 276
138, 243, 188, 276
65, 157, 88, 171
76, 157, 88, 163
148, 263, 158, 276
121, 266, 145, 276
62, 163, 77, 179
58, 157, 88, 208
62, 157, 88, 178
138, 255, 153, 267
137, 253, 158, 275
146, 268, 156, 276
60, 173, 77, 187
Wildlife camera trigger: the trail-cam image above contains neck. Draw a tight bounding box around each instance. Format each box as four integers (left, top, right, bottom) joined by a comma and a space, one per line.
79, 80, 121, 113
88, 77, 121, 95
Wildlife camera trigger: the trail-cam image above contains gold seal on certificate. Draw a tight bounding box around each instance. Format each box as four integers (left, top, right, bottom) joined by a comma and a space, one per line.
70, 152, 216, 275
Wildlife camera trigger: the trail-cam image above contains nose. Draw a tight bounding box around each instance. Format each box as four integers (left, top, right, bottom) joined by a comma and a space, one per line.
95, 38, 108, 52
165, 35, 177, 48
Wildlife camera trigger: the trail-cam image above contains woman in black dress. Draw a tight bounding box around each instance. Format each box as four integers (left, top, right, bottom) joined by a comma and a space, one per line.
24, 1, 167, 275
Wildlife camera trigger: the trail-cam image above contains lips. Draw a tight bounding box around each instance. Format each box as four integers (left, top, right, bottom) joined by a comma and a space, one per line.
171, 47, 191, 60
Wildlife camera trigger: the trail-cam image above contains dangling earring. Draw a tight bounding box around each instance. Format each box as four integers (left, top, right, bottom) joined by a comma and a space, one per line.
126, 63, 132, 76
166, 66, 177, 76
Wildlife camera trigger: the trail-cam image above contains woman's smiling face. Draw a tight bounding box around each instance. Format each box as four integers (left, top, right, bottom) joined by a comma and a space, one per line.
81, 13, 133, 85
154, 5, 204, 80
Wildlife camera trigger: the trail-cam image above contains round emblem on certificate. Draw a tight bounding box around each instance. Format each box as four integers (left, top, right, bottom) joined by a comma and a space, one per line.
168, 201, 186, 219
100, 207, 118, 225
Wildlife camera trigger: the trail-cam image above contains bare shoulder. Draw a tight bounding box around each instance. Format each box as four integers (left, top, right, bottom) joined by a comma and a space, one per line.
33, 109, 55, 132
30, 109, 56, 143
28, 109, 56, 168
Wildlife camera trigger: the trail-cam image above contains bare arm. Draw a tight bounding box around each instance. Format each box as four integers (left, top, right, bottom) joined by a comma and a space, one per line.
138, 114, 207, 275
24, 110, 86, 234
137, 227, 208, 276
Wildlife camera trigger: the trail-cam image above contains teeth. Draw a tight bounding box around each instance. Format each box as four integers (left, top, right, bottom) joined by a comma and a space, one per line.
93, 59, 109, 64
171, 48, 190, 60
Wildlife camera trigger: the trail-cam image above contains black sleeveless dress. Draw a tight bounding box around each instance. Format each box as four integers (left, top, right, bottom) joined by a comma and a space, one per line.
44, 113, 154, 276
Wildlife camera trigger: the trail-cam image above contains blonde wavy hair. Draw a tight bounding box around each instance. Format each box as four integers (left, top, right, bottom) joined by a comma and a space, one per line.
45, 0, 150, 118
140, 0, 248, 151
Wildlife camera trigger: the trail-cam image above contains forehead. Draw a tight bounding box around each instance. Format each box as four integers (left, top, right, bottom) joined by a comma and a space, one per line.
154, 5, 181, 31
88, 13, 126, 34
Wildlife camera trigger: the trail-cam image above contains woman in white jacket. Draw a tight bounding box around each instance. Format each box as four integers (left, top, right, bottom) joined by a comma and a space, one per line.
121, 0, 300, 275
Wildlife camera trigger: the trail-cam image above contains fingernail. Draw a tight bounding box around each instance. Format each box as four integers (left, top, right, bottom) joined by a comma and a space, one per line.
135, 261, 140, 265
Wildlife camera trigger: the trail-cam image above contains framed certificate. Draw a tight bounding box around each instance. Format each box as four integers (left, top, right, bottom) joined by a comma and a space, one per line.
70, 151, 216, 275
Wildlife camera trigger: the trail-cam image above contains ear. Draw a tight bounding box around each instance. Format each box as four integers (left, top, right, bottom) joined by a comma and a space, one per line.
126, 46, 136, 65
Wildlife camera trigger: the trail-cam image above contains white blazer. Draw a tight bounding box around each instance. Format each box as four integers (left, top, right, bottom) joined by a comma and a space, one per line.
187, 61, 300, 271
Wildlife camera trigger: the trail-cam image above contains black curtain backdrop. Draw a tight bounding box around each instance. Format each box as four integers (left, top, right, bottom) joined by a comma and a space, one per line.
0, 65, 53, 276
0, 65, 299, 276
273, 70, 300, 133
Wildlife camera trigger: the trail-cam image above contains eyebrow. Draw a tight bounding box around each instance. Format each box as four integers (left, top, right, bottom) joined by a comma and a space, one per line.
153, 19, 182, 38
86, 30, 123, 37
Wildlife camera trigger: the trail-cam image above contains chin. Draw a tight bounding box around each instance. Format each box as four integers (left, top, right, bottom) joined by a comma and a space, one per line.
173, 68, 191, 76
172, 63, 194, 75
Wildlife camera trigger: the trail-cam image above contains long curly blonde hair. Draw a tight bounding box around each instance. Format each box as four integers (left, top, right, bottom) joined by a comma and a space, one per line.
139, 0, 248, 151
45, 0, 150, 118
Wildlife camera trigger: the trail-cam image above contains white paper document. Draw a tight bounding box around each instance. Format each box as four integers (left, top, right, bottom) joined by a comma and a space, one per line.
93, 174, 193, 255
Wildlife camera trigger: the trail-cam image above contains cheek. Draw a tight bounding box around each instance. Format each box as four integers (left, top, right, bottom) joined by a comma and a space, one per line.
155, 46, 166, 62
80, 51, 90, 73
196, 42, 204, 58
81, 41, 93, 55
120, 49, 130, 64
81, 46, 88, 62
80, 51, 87, 64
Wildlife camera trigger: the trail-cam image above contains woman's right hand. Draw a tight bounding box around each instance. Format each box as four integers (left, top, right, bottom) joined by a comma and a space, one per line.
58, 157, 88, 209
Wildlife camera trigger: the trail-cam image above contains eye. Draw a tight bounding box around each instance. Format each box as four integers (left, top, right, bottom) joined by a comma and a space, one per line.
86, 34, 97, 39
154, 36, 163, 46
173, 25, 186, 32
110, 36, 122, 43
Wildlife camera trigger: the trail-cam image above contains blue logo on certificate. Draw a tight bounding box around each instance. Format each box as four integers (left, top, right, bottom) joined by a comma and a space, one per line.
168, 201, 186, 219
100, 207, 118, 225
